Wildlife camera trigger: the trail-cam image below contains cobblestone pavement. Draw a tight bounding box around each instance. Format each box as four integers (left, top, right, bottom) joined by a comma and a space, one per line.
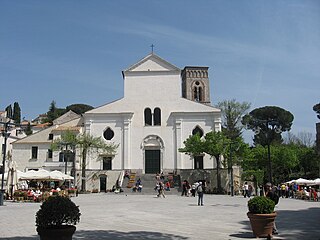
0, 193, 319, 240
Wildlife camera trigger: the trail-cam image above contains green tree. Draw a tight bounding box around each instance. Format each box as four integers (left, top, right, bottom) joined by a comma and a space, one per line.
178, 133, 205, 156
242, 106, 294, 146
44, 100, 67, 124
203, 131, 229, 193
313, 103, 320, 119
217, 99, 251, 140
66, 104, 94, 115
53, 131, 118, 192
12, 102, 21, 123
24, 122, 33, 136
5, 104, 12, 119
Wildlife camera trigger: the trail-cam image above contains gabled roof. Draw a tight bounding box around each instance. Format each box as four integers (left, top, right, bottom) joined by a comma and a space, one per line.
122, 53, 180, 76
13, 117, 82, 144
53, 110, 80, 125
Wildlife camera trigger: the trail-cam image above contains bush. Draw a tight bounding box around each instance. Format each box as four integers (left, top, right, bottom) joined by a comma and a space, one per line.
248, 196, 275, 214
36, 196, 81, 228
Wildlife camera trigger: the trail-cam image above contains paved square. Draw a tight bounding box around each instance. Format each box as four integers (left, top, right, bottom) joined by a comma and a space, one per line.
0, 194, 319, 239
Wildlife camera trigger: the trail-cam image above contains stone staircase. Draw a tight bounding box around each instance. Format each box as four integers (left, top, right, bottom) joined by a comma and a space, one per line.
120, 173, 181, 195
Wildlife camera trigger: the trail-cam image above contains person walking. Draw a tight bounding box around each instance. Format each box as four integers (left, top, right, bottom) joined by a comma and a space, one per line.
181, 180, 188, 196
243, 182, 249, 198
157, 181, 166, 198
197, 181, 204, 206
264, 182, 280, 235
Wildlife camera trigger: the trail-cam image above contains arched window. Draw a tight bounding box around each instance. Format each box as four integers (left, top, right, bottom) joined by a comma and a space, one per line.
154, 107, 161, 126
192, 126, 204, 138
103, 127, 114, 140
144, 108, 152, 126
193, 81, 203, 102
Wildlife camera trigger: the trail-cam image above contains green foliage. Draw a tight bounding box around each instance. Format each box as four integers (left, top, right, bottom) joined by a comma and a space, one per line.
36, 196, 81, 228
248, 196, 275, 214
178, 133, 204, 156
66, 104, 94, 115
242, 170, 264, 186
5, 104, 12, 119
43, 100, 66, 124
217, 99, 251, 140
313, 103, 320, 119
24, 122, 33, 136
13, 102, 21, 123
52, 131, 118, 192
203, 131, 229, 160
242, 106, 294, 146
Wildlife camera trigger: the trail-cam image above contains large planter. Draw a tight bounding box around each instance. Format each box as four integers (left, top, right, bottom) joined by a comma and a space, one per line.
247, 212, 277, 238
37, 225, 76, 240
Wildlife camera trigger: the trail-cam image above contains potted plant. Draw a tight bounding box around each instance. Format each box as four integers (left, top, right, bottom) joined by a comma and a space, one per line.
36, 196, 81, 240
247, 196, 277, 238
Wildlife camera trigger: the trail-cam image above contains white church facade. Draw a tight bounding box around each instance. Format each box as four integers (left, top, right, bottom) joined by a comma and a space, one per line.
83, 53, 221, 175
11, 53, 224, 192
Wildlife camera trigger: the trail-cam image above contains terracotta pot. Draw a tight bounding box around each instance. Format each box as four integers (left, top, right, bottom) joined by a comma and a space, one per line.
37, 225, 76, 240
247, 212, 277, 238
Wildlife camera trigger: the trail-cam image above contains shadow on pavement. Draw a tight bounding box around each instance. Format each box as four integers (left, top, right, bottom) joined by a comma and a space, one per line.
74, 230, 189, 240
0, 237, 38, 240
231, 206, 320, 240
0, 230, 189, 240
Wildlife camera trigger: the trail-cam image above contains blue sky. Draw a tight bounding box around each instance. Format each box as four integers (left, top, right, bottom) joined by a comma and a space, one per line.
0, 0, 319, 143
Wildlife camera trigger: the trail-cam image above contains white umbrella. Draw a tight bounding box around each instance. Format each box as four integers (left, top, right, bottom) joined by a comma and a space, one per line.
294, 178, 309, 185
6, 161, 18, 198
50, 170, 73, 181
312, 178, 320, 185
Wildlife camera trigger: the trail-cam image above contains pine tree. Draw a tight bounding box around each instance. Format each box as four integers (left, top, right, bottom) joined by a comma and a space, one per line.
12, 102, 21, 123
5, 104, 13, 119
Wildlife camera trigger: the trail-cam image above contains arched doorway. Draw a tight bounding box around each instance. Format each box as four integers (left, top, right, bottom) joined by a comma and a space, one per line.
99, 175, 107, 192
141, 135, 164, 174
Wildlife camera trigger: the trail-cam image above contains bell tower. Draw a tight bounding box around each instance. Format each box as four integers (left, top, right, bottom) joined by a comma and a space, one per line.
181, 66, 211, 105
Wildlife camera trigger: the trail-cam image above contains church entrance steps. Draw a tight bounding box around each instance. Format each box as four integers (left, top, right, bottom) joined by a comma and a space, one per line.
119, 173, 181, 195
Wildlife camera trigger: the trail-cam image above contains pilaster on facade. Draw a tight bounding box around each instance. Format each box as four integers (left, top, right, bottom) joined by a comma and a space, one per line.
122, 116, 132, 170
174, 119, 182, 170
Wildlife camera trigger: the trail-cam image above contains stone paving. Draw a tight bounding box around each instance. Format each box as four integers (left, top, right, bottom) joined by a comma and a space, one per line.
0, 193, 319, 240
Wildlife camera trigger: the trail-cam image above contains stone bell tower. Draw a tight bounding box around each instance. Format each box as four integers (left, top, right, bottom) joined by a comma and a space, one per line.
181, 66, 211, 105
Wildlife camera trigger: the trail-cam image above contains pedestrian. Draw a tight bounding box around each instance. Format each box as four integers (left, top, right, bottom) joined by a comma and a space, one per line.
124, 170, 130, 180
157, 181, 166, 198
243, 182, 249, 198
181, 180, 188, 196
264, 182, 279, 235
197, 181, 204, 206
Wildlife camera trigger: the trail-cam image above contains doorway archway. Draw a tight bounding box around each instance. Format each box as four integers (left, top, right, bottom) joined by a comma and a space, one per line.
141, 135, 164, 174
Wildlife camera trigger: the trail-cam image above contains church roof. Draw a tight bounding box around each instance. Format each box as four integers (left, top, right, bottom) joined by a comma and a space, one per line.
122, 53, 180, 76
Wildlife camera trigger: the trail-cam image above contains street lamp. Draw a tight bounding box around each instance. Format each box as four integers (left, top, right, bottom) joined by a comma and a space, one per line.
251, 119, 282, 184
227, 141, 239, 197
0, 121, 14, 206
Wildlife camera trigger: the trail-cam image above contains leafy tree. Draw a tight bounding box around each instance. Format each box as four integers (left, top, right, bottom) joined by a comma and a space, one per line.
217, 99, 251, 140
24, 122, 33, 136
272, 145, 299, 183
52, 131, 118, 192
44, 100, 67, 124
313, 103, 320, 119
5, 104, 12, 119
66, 104, 94, 115
12, 102, 21, 123
178, 133, 204, 156
203, 131, 229, 193
242, 106, 294, 146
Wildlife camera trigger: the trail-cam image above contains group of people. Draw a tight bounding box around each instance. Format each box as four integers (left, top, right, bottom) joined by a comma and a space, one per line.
277, 183, 318, 201
181, 180, 205, 205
